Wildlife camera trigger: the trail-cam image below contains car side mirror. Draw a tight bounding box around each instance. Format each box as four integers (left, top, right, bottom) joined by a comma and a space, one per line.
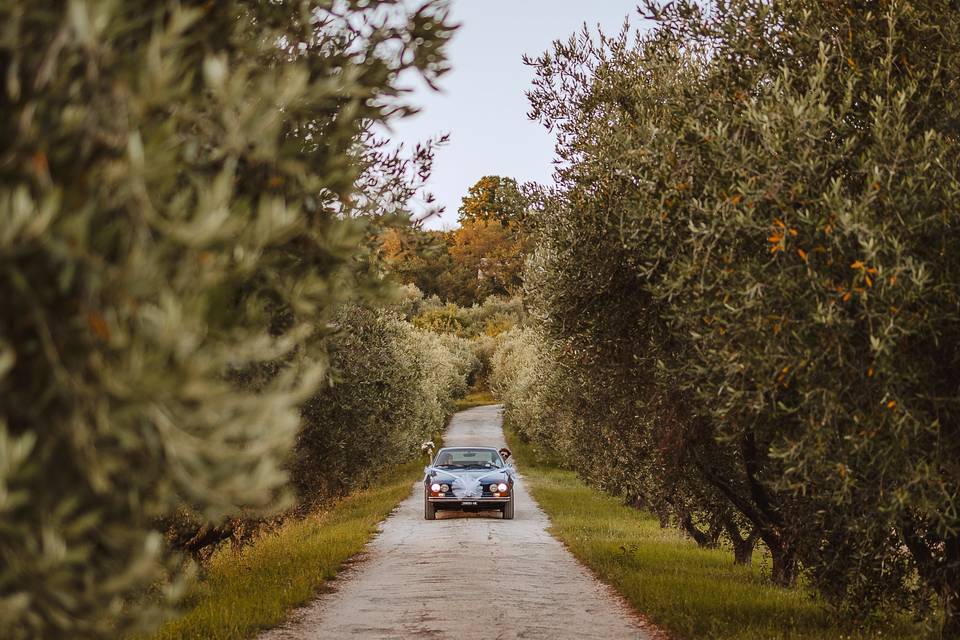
424, 466, 433, 476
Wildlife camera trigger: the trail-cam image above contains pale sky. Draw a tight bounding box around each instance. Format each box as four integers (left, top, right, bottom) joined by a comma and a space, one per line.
388, 1, 647, 229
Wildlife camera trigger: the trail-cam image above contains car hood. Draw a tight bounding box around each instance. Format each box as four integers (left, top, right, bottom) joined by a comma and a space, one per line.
427, 467, 510, 483
426, 467, 512, 498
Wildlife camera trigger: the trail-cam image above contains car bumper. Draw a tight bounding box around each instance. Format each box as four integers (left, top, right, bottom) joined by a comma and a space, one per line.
427, 496, 511, 505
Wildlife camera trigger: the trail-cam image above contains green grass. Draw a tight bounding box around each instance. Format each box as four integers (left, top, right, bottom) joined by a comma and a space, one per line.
504, 429, 928, 640
454, 389, 497, 411
149, 459, 425, 640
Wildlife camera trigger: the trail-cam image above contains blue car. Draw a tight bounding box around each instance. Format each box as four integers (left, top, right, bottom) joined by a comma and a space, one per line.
423, 447, 515, 520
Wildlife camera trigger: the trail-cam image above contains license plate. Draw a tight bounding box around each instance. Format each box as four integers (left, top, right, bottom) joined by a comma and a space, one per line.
461, 501, 477, 506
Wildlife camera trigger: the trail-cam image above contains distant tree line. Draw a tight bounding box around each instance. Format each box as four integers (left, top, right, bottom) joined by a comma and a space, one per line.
493, 1, 960, 636
380, 175, 530, 306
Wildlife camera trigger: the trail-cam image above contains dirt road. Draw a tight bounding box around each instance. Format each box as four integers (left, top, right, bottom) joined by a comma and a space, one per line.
260, 404, 652, 640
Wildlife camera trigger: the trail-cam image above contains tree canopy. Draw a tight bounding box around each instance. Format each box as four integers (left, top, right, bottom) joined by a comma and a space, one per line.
458, 175, 527, 226
495, 0, 960, 634
0, 1, 452, 636
380, 175, 530, 306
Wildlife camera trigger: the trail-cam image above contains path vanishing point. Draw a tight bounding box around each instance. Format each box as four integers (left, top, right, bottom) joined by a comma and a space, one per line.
259, 404, 654, 640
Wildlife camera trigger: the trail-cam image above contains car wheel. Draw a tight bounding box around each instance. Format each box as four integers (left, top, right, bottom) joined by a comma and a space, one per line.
502, 496, 515, 520
424, 490, 436, 520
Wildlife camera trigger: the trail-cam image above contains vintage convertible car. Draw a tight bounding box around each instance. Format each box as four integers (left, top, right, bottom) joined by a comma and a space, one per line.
423, 446, 515, 520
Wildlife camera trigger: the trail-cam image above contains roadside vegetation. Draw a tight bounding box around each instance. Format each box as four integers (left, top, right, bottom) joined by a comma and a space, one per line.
288, 302, 474, 508
0, 2, 456, 637
151, 459, 427, 640
152, 290, 478, 638
506, 429, 926, 640
150, 284, 511, 638
493, 1, 960, 636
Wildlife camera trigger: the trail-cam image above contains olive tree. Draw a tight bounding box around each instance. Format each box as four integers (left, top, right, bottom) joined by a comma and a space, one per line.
524, 0, 960, 631
521, 24, 784, 573
0, 1, 451, 637
292, 303, 474, 504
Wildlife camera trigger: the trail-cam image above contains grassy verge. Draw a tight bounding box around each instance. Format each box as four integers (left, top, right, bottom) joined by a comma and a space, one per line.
454, 389, 497, 411
504, 428, 927, 640
149, 458, 425, 640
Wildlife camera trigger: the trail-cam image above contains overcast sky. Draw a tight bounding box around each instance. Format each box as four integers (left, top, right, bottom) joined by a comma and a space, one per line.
388, 1, 646, 229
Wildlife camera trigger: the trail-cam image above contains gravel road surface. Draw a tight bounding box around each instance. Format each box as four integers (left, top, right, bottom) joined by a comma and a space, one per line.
259, 404, 654, 640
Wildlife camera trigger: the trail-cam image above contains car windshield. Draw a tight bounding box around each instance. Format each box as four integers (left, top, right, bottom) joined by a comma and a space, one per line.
433, 448, 503, 469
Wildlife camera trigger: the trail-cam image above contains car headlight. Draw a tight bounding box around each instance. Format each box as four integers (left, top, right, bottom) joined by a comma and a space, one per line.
430, 483, 441, 492
440, 483, 450, 493
488, 483, 499, 493
497, 482, 508, 492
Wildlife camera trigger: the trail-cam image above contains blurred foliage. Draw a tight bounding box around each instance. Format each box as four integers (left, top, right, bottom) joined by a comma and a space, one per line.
0, 0, 452, 637
497, 0, 960, 635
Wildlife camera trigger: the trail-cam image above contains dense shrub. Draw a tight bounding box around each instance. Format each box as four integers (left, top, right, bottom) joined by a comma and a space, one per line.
0, 1, 451, 637
505, 0, 960, 633
412, 295, 524, 338
291, 304, 475, 504
490, 329, 559, 449
412, 296, 523, 388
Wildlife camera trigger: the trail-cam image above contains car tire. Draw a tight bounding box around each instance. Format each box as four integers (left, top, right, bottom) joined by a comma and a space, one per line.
502, 496, 515, 520
424, 491, 436, 520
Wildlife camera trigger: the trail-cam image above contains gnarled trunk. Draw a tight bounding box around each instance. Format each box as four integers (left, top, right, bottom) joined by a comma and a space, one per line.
724, 518, 759, 566
901, 522, 960, 638
681, 513, 722, 548
768, 539, 798, 587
